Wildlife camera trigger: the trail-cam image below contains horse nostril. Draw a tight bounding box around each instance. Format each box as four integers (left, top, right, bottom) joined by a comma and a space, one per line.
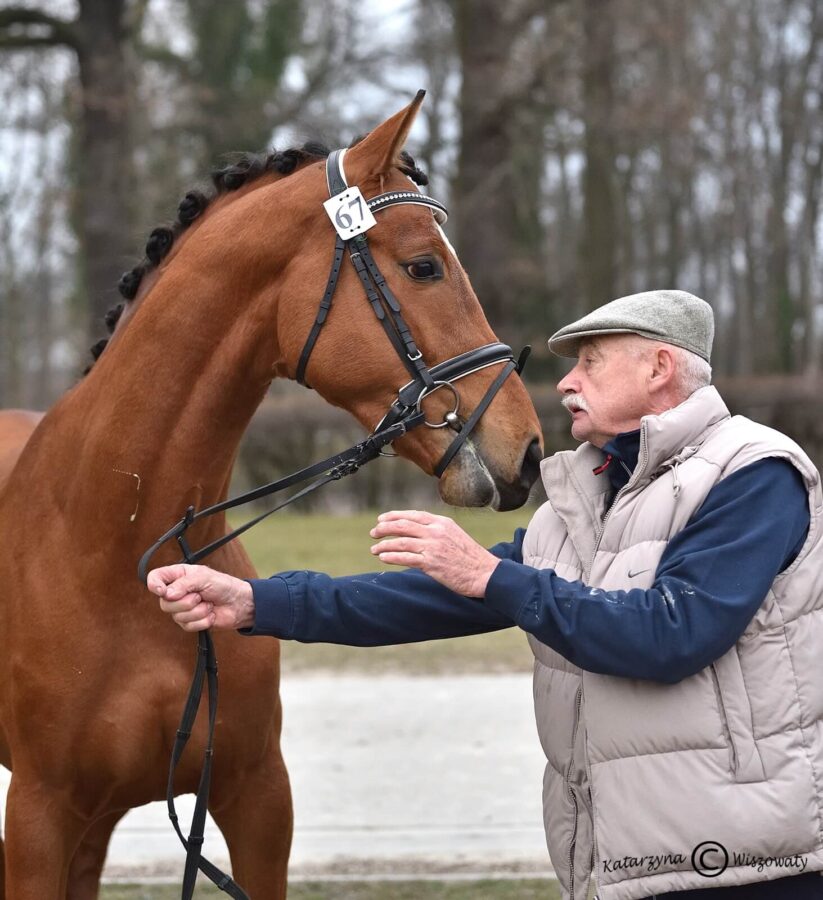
519, 437, 542, 490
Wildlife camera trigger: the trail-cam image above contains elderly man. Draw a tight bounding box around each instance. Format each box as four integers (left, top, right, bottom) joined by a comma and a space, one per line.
148, 290, 823, 900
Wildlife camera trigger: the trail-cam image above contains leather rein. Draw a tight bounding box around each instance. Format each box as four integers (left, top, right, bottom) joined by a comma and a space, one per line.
137, 148, 530, 899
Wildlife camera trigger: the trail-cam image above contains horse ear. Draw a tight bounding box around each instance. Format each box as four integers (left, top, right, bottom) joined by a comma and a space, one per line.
344, 90, 425, 184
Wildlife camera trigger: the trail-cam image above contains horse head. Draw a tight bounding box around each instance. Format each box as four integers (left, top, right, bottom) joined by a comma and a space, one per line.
92, 93, 543, 513
266, 94, 542, 509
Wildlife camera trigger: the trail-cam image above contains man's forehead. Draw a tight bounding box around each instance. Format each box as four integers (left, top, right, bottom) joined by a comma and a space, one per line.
577, 334, 637, 358
578, 337, 603, 356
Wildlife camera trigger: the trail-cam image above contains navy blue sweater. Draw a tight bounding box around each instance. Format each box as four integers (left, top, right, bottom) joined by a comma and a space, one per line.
245, 437, 809, 683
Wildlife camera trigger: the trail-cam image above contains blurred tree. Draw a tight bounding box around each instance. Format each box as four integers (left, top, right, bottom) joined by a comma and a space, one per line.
0, 0, 139, 337
408, 0, 455, 200
452, 0, 558, 343
0, 0, 354, 357
1, 0, 821, 459
579, 0, 617, 308
0, 188, 23, 405
133, 0, 368, 227
138, 0, 303, 170
766, 0, 821, 372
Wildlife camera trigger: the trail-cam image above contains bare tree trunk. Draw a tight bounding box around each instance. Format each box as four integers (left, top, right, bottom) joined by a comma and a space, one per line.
412, 0, 454, 200
0, 208, 23, 405
453, 0, 554, 341
580, 0, 617, 307
765, 0, 820, 372
74, 0, 135, 334
553, 127, 579, 306
0, 2, 136, 341
33, 180, 57, 409
799, 140, 822, 375
736, 188, 757, 377
453, 0, 520, 328
615, 151, 636, 297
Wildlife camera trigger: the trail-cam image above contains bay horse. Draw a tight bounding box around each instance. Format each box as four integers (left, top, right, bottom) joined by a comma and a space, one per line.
0, 92, 542, 899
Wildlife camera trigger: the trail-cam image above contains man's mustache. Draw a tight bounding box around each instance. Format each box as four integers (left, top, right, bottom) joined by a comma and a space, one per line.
561, 394, 590, 413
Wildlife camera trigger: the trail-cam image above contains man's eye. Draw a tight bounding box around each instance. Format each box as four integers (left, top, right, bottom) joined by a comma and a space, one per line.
404, 258, 442, 280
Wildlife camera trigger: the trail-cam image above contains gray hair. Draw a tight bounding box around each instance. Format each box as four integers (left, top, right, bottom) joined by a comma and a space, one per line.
671, 345, 712, 396
623, 335, 712, 398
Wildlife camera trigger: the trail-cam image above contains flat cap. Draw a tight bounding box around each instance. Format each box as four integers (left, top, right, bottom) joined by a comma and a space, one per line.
548, 290, 715, 363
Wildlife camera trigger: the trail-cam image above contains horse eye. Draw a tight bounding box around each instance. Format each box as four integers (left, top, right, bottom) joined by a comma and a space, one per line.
404, 258, 442, 280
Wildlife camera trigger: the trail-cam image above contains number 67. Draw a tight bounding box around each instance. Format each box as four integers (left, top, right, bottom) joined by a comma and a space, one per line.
334, 195, 364, 230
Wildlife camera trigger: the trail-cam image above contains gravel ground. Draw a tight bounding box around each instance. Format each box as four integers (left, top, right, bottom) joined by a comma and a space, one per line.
1, 673, 552, 880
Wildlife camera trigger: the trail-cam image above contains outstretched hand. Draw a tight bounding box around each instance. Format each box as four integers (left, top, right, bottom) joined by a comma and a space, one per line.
370, 510, 499, 597
146, 564, 255, 632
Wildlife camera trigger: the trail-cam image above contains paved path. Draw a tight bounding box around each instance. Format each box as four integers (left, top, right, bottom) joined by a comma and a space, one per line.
1, 673, 552, 879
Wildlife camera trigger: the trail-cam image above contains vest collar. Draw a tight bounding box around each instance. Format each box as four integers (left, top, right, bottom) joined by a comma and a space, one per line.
600, 430, 641, 494
541, 386, 731, 502
638, 385, 730, 475
539, 386, 731, 572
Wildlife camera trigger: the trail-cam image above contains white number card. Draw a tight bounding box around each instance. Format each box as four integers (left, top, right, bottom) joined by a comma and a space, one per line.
323, 186, 377, 239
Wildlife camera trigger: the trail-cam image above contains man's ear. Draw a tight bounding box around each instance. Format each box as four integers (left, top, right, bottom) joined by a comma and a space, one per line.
649, 345, 677, 393
342, 90, 425, 186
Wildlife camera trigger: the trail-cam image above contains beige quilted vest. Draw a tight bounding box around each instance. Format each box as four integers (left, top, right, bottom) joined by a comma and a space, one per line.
523, 386, 823, 900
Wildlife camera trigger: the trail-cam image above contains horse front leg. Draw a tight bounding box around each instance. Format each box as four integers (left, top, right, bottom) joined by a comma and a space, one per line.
66, 810, 125, 900
209, 747, 293, 900
3, 774, 88, 900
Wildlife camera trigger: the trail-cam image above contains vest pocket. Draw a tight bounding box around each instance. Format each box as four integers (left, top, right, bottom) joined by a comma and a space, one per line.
709, 649, 766, 783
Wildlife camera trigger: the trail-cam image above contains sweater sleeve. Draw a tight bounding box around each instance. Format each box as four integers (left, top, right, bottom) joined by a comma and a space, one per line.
483, 458, 810, 683
241, 529, 525, 644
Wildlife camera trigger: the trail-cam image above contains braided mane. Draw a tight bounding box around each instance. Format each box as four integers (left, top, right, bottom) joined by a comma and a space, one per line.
85, 143, 428, 372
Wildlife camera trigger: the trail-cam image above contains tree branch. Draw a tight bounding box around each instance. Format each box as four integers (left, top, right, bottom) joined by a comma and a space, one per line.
137, 41, 193, 79
0, 6, 79, 51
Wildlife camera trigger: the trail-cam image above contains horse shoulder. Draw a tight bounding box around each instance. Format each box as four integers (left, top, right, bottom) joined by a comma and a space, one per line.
0, 409, 45, 495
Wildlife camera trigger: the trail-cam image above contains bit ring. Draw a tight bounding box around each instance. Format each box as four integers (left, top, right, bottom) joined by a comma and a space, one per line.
416, 381, 461, 428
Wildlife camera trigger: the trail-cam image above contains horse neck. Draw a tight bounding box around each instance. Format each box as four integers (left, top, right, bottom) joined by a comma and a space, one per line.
50, 221, 300, 543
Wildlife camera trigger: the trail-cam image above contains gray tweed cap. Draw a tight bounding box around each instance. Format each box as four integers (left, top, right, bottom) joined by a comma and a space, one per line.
548, 290, 715, 363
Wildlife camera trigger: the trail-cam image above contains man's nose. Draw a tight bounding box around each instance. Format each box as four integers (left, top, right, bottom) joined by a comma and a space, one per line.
556, 367, 580, 395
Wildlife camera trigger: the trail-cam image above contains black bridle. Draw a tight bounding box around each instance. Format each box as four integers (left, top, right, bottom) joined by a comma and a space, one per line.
137, 148, 530, 900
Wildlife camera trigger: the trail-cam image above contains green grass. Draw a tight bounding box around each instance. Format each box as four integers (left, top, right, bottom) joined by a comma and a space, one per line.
229, 508, 535, 675
232, 508, 528, 577
101, 879, 561, 900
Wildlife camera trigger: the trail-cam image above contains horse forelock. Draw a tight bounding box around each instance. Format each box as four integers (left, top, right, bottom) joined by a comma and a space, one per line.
85, 141, 430, 374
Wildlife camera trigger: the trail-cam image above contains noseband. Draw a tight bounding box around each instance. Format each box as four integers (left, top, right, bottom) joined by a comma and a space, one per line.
137, 149, 530, 900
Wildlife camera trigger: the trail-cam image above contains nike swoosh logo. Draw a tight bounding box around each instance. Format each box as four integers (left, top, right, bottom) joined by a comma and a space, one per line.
627, 569, 651, 578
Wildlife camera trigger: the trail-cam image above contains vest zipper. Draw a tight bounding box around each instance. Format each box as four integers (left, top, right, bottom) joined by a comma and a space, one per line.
566, 684, 583, 900
582, 427, 649, 898
589, 785, 604, 899
587, 426, 649, 578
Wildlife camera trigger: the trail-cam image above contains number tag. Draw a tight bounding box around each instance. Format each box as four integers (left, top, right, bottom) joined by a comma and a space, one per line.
323, 186, 377, 239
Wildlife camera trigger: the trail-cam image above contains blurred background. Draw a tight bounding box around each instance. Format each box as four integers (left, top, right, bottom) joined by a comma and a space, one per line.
0, 0, 822, 503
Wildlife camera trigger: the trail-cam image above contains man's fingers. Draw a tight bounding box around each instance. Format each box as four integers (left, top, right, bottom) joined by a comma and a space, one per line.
150, 564, 226, 633
171, 601, 214, 625
159, 592, 203, 614
164, 575, 212, 601
377, 510, 437, 525
370, 537, 426, 556
374, 551, 425, 568
175, 612, 215, 633
146, 564, 191, 596
369, 520, 429, 539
